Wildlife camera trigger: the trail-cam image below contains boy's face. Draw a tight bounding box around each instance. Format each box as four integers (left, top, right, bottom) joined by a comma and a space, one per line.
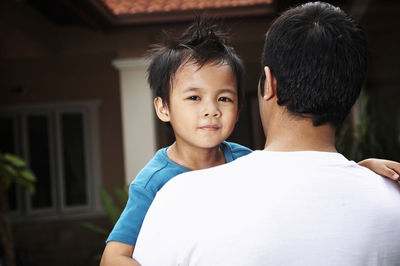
159, 62, 239, 150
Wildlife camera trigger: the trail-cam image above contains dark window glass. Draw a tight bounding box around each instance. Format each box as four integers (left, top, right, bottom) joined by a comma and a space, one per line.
61, 113, 87, 206
0, 117, 17, 210
0, 117, 15, 153
27, 115, 52, 209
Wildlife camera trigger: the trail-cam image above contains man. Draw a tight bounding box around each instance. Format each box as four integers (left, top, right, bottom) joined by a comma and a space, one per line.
133, 2, 400, 265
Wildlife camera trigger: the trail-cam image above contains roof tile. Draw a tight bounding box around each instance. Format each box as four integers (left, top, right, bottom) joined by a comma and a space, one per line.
100, 0, 273, 15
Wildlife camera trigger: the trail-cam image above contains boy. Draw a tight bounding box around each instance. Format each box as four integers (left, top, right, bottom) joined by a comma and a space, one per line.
100, 18, 251, 266
101, 17, 400, 266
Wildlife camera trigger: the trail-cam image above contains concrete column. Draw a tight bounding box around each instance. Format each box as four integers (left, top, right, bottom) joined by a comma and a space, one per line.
112, 58, 156, 184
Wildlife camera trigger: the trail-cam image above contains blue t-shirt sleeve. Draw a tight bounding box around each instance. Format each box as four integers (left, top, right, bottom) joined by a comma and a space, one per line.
105, 148, 188, 246
224, 141, 253, 161
106, 183, 154, 245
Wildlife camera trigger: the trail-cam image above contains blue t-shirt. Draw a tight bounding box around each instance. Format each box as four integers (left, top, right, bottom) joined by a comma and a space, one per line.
106, 141, 252, 245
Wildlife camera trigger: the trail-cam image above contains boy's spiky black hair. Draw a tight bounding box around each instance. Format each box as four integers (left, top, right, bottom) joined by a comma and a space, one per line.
147, 16, 245, 110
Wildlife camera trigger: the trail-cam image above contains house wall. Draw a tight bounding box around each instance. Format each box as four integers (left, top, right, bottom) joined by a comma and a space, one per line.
0, 2, 125, 266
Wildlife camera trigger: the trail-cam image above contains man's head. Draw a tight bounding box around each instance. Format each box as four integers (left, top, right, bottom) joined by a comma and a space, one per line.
259, 1, 367, 128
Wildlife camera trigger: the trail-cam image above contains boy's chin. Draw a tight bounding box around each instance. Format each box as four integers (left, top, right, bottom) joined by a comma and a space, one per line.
195, 140, 225, 150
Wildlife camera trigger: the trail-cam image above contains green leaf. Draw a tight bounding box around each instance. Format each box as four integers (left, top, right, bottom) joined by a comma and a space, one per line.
0, 152, 36, 193
15, 177, 35, 194
19, 169, 36, 182
80, 222, 108, 235
3, 153, 27, 168
114, 186, 129, 205
2, 164, 17, 178
100, 188, 122, 225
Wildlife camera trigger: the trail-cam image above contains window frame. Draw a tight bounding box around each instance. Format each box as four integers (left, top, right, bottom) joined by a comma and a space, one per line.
56, 106, 92, 213
0, 100, 102, 220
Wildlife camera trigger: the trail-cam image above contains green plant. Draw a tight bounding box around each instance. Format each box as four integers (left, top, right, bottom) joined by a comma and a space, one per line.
82, 187, 129, 234
0, 153, 36, 266
81, 186, 129, 260
0, 153, 35, 194
336, 92, 399, 162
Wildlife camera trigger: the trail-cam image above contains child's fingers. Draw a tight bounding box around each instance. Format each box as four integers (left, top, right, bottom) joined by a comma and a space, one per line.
382, 164, 400, 181
384, 160, 400, 174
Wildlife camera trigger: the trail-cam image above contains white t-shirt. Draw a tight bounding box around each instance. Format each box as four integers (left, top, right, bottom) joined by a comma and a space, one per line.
133, 151, 400, 266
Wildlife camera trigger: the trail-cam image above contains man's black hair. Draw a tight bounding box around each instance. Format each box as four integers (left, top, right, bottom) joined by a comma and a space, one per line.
147, 17, 245, 110
260, 1, 367, 127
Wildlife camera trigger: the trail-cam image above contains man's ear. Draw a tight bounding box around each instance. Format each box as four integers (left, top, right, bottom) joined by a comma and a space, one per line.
262, 66, 277, 101
154, 97, 170, 122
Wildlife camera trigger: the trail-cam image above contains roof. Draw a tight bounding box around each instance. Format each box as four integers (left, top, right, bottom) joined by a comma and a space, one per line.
100, 0, 274, 15
89, 0, 275, 25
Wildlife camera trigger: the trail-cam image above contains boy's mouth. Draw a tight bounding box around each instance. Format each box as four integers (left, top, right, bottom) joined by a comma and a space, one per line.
199, 125, 220, 131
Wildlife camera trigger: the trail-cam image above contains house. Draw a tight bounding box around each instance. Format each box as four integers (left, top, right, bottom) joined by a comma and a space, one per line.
0, 0, 399, 265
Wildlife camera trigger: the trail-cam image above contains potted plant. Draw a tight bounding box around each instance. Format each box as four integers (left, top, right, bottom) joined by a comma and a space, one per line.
0, 153, 35, 266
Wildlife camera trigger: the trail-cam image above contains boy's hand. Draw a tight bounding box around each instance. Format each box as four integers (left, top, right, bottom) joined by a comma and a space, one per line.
358, 158, 400, 181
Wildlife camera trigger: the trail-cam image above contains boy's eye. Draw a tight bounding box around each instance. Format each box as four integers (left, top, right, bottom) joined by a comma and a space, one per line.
218, 97, 233, 102
188, 96, 200, 101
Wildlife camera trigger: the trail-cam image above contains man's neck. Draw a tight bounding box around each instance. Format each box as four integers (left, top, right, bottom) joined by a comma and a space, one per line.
264, 115, 337, 152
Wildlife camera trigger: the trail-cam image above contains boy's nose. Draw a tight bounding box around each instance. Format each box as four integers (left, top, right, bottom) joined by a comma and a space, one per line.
203, 102, 221, 118
204, 112, 219, 117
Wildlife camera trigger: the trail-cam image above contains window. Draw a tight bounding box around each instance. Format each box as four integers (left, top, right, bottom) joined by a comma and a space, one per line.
0, 101, 102, 219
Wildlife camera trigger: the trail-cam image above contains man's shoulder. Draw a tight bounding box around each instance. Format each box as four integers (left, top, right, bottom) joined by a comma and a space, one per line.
350, 166, 400, 222
313, 157, 400, 209
354, 164, 400, 197
160, 151, 260, 193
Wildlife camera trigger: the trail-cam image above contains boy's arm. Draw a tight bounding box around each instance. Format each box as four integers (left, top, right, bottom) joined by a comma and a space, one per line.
101, 184, 154, 266
358, 158, 400, 181
100, 241, 141, 266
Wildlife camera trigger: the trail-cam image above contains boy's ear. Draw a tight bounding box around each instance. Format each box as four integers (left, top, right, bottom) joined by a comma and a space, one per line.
154, 97, 170, 122
262, 66, 277, 101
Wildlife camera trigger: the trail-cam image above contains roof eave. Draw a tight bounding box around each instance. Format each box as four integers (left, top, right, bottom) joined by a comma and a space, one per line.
88, 0, 276, 26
